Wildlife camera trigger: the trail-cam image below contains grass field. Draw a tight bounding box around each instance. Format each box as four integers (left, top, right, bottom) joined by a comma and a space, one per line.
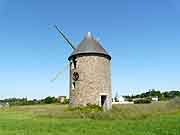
0, 102, 180, 135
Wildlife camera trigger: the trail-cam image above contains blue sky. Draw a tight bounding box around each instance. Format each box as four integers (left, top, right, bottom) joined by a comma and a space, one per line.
0, 0, 180, 99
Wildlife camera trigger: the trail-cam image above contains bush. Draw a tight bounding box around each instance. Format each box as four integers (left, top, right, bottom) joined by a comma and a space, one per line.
134, 98, 151, 104
67, 104, 102, 119
68, 104, 102, 113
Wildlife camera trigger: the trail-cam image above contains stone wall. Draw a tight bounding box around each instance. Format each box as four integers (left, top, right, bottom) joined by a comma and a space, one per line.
69, 55, 112, 110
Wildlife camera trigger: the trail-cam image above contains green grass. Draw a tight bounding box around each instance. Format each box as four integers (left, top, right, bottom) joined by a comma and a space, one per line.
0, 103, 180, 135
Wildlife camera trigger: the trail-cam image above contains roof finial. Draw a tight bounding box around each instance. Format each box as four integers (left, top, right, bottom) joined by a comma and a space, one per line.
86, 32, 92, 38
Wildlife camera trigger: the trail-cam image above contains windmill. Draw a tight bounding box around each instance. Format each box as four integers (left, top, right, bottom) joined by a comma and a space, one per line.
53, 25, 112, 110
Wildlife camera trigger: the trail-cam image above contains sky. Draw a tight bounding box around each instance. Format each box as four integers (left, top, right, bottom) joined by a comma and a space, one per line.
0, 0, 180, 99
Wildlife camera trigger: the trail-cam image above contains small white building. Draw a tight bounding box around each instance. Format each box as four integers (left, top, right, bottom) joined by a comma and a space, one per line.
151, 97, 158, 102
58, 96, 66, 103
112, 96, 133, 104
117, 96, 125, 102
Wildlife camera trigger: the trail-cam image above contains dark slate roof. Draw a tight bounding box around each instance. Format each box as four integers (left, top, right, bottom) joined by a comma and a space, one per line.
68, 32, 111, 60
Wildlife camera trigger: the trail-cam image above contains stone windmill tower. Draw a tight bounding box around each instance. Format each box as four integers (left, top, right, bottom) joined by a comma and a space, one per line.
54, 26, 112, 110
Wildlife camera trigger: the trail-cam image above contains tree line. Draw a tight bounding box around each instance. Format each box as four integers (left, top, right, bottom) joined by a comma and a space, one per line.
0, 96, 69, 106
124, 89, 180, 101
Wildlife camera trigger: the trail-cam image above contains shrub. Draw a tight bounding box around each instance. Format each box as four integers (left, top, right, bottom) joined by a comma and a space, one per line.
68, 104, 102, 113
134, 98, 151, 104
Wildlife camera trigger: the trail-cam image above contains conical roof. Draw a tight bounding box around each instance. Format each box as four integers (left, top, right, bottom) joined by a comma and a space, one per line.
68, 32, 111, 60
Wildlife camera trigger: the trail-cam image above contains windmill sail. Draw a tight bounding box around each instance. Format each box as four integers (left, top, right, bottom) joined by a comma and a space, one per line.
50, 64, 69, 82
54, 25, 76, 50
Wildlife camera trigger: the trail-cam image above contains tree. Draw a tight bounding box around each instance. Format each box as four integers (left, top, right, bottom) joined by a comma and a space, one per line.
43, 96, 57, 104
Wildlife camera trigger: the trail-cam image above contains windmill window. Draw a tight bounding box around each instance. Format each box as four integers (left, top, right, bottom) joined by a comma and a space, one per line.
72, 58, 77, 69
72, 72, 79, 81
72, 82, 76, 89
72, 81, 79, 89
